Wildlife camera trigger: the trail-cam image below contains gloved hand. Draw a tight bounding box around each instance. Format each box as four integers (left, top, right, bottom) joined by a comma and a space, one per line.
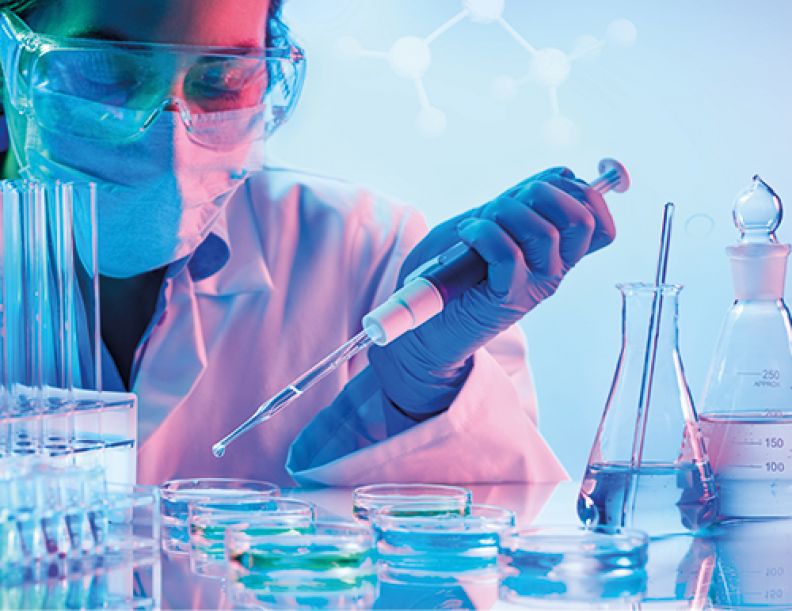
368, 167, 616, 419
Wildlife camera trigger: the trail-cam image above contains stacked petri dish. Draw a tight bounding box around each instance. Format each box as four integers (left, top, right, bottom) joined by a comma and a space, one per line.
372, 502, 515, 574
499, 526, 649, 607
225, 521, 377, 609
352, 483, 472, 522
188, 497, 315, 578
159, 478, 279, 554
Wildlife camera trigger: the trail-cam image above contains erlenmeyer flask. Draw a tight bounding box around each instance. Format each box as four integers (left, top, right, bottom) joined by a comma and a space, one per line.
699, 176, 792, 518
578, 283, 718, 536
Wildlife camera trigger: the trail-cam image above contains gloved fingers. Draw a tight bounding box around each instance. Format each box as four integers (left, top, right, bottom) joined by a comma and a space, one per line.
541, 174, 617, 253
479, 196, 563, 277
457, 217, 525, 298
477, 166, 574, 221
395, 210, 477, 285
501, 166, 575, 199
511, 181, 596, 270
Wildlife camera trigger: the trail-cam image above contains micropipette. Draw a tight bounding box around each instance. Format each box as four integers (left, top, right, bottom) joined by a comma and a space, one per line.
212, 159, 631, 458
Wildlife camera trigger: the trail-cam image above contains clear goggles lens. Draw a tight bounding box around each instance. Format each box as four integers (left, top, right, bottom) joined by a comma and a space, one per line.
28, 47, 303, 145
0, 11, 305, 146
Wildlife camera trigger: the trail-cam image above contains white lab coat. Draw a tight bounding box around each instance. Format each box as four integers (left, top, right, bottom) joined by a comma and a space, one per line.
131, 167, 567, 487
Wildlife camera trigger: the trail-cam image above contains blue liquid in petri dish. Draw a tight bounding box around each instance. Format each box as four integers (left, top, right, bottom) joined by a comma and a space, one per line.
500, 526, 648, 605
373, 505, 514, 573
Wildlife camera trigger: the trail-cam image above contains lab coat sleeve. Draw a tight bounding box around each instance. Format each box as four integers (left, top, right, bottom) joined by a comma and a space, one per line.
286, 201, 568, 486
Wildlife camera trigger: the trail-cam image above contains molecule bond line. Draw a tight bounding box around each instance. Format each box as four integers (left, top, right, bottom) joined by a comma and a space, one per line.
337, 0, 637, 146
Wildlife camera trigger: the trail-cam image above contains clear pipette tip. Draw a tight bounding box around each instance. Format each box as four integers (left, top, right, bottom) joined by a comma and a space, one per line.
212, 331, 372, 457
211, 384, 302, 457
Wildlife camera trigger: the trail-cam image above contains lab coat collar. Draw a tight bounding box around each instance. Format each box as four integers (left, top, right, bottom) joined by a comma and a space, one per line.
191, 176, 275, 296
187, 229, 230, 283
161, 195, 232, 284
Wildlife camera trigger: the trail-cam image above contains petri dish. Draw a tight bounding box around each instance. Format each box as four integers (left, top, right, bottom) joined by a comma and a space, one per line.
227, 579, 376, 611
159, 478, 279, 554
226, 520, 376, 608
499, 526, 649, 606
372, 502, 515, 573
352, 483, 472, 522
189, 497, 315, 578
378, 563, 501, 609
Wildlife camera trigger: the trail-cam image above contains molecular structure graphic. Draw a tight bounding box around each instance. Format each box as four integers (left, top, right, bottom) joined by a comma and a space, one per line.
337, 0, 637, 146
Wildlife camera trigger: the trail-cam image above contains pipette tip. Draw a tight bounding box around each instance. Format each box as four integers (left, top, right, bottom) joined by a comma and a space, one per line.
212, 443, 226, 458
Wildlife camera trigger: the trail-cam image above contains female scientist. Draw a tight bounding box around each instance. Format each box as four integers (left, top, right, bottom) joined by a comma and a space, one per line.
0, 0, 615, 486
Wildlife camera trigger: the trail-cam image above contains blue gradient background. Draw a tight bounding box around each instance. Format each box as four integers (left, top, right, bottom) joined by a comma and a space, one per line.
269, 0, 792, 476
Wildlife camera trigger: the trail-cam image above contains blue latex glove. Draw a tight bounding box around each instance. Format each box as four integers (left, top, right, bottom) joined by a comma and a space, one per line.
368, 167, 616, 419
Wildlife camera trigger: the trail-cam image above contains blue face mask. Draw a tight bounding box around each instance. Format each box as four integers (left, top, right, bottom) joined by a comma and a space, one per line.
14, 99, 266, 278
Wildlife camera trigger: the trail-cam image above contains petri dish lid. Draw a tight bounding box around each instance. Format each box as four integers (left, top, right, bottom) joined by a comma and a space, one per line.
501, 526, 649, 606
372, 503, 514, 534
353, 483, 472, 521
504, 526, 649, 571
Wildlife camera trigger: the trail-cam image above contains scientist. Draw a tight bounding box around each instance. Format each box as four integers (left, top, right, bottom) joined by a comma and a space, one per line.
0, 0, 615, 486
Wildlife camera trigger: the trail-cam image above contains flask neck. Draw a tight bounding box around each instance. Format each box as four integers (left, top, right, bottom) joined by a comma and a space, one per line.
620, 285, 680, 349
728, 242, 790, 301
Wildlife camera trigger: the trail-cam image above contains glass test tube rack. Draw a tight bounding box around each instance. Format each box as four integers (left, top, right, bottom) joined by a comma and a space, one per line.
0, 180, 150, 604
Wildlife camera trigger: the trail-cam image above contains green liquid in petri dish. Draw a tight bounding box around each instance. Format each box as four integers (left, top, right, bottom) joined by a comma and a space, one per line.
384, 507, 466, 518
354, 504, 466, 521
192, 524, 310, 558
239, 575, 377, 595
232, 548, 371, 572
231, 545, 376, 593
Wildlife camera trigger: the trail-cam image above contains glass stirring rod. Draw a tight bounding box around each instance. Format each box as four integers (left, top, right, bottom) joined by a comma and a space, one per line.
212, 158, 631, 458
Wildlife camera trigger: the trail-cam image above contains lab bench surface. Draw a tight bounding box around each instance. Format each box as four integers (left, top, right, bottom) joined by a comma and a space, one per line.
158, 481, 790, 609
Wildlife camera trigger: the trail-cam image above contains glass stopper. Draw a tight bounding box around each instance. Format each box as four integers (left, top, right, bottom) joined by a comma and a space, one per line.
733, 175, 782, 243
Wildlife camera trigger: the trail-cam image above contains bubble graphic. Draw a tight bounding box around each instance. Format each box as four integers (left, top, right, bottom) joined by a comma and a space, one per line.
685, 213, 716, 239
464, 0, 506, 23
606, 19, 638, 48
336, 2, 636, 141
530, 48, 572, 88
388, 36, 432, 79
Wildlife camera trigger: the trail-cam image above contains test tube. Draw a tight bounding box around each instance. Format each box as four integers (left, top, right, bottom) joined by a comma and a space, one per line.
2, 181, 46, 454
68, 183, 104, 459
70, 182, 101, 396
28, 182, 47, 421
0, 182, 5, 459
1, 180, 101, 457
41, 181, 75, 456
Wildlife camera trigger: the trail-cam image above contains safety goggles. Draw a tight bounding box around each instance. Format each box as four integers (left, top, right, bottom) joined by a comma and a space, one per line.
0, 10, 305, 146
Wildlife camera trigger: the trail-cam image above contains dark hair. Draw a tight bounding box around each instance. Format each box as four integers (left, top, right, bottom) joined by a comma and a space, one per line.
267, 0, 287, 47
0, 0, 288, 46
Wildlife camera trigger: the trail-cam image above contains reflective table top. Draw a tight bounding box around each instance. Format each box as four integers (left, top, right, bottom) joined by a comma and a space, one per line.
158, 481, 792, 609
